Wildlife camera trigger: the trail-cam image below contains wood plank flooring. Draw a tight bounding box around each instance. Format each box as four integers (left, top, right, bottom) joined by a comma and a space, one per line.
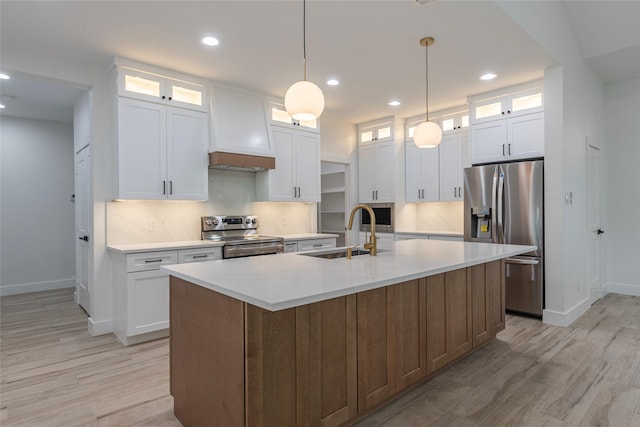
1, 288, 639, 426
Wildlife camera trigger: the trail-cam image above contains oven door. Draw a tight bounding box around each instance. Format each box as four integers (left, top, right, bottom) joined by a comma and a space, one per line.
223, 241, 284, 259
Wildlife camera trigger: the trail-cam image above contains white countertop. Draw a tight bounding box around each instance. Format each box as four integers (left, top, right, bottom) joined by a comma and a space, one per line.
278, 233, 340, 241
107, 240, 224, 253
162, 240, 535, 312
395, 230, 463, 237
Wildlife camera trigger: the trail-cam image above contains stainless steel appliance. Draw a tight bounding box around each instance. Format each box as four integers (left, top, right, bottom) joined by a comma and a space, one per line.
201, 216, 284, 259
360, 203, 394, 233
464, 160, 544, 317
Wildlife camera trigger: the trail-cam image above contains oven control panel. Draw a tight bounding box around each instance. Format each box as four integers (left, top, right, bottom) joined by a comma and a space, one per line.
202, 216, 258, 232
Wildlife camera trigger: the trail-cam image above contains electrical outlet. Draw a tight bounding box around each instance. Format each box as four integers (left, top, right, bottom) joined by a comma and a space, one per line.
149, 219, 158, 232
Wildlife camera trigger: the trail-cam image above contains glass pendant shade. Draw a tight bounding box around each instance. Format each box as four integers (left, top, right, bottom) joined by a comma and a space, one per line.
413, 120, 442, 148
284, 79, 325, 121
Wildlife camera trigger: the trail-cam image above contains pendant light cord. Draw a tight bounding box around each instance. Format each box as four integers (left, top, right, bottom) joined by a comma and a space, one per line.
425, 42, 429, 121
303, 0, 307, 81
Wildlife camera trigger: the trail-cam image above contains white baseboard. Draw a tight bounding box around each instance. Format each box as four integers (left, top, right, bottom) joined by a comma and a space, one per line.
0, 278, 75, 296
543, 296, 591, 327
605, 282, 640, 297
88, 317, 113, 336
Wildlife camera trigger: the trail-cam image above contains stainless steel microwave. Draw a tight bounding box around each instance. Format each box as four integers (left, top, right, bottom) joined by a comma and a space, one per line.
361, 203, 394, 233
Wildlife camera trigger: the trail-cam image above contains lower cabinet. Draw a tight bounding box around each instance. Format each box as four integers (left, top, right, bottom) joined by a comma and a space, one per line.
112, 246, 222, 345
170, 260, 505, 427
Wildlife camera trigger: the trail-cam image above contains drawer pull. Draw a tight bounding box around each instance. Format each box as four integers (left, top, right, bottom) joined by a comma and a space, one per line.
144, 259, 163, 263
192, 254, 209, 259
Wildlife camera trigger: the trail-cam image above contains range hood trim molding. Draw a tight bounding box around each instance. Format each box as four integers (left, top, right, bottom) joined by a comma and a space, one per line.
208, 151, 275, 172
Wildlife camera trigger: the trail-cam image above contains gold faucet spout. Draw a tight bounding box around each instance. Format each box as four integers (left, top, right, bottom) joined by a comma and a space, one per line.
347, 204, 377, 259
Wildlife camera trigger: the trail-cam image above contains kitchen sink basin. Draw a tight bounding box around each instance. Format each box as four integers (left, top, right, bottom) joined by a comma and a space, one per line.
299, 248, 385, 259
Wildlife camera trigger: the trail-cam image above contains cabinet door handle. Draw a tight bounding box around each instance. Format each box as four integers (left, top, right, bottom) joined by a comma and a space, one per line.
508, 144, 511, 155
144, 259, 163, 263
169, 181, 173, 195
502, 144, 505, 156
163, 180, 166, 195
453, 187, 456, 198
458, 187, 462, 198
192, 254, 208, 259
418, 189, 422, 199
372, 190, 375, 200
298, 187, 301, 198
375, 190, 378, 200
313, 244, 323, 247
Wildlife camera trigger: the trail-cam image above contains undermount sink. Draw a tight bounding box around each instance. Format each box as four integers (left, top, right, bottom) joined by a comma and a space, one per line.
299, 248, 386, 259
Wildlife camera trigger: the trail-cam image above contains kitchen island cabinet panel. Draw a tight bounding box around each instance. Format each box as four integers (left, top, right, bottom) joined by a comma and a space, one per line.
309, 296, 357, 426
488, 260, 506, 335
447, 268, 473, 359
357, 286, 397, 412
170, 277, 245, 427
471, 263, 492, 347
395, 278, 427, 389
426, 274, 450, 374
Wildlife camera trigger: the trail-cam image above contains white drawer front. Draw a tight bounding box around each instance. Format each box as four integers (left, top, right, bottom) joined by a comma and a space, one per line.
298, 238, 336, 252
178, 247, 223, 263
126, 251, 178, 272
283, 241, 299, 253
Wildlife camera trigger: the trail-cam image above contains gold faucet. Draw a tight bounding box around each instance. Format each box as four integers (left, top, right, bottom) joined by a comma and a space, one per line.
347, 204, 377, 259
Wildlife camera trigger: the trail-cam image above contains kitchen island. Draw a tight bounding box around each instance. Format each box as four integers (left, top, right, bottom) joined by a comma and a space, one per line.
163, 239, 535, 427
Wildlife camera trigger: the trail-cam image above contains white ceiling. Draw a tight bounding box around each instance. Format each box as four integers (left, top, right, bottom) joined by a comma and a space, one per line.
0, 1, 638, 124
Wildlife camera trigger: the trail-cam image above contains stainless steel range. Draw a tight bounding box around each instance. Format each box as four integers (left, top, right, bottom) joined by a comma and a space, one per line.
201, 216, 284, 259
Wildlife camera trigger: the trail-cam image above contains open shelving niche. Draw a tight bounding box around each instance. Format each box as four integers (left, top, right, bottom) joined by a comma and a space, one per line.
319, 162, 348, 246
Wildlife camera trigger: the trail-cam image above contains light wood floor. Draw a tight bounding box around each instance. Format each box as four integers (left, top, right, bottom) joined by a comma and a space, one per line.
1, 289, 639, 427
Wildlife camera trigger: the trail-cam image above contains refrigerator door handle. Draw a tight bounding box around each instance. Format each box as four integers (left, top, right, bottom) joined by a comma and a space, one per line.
497, 172, 505, 243
491, 172, 498, 242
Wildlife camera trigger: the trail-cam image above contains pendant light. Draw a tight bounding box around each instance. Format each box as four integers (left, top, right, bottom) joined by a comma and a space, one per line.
413, 37, 442, 148
284, 0, 325, 121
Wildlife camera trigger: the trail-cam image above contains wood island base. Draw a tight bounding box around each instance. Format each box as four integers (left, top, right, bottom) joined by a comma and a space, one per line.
170, 260, 505, 427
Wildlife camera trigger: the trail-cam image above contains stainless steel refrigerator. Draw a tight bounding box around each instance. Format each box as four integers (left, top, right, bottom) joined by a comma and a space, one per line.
463, 160, 544, 317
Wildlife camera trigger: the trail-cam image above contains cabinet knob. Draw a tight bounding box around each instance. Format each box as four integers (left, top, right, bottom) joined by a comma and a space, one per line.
168, 97, 172, 101
501, 111, 505, 115
161, 95, 166, 100
507, 110, 511, 114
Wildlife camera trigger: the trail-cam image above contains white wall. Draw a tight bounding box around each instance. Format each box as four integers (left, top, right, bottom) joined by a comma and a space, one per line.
0, 116, 76, 295
605, 78, 640, 296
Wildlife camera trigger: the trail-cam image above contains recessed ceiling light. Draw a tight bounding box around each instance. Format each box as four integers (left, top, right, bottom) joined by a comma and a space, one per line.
201, 36, 219, 46
326, 79, 340, 86
0, 73, 10, 80
0, 104, 5, 109
480, 73, 497, 81
388, 100, 401, 106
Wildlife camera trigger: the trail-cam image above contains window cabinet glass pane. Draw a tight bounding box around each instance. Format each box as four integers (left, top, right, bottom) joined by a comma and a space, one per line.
377, 127, 391, 139
298, 118, 317, 129
442, 118, 454, 131
125, 75, 160, 97
172, 86, 203, 106
360, 130, 373, 142
408, 126, 416, 139
512, 93, 542, 112
461, 115, 469, 127
272, 107, 293, 124
475, 102, 502, 119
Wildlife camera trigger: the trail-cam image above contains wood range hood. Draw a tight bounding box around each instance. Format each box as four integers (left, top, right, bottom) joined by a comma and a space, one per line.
208, 151, 275, 172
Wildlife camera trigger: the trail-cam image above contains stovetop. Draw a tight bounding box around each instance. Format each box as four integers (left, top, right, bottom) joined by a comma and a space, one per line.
201, 215, 283, 245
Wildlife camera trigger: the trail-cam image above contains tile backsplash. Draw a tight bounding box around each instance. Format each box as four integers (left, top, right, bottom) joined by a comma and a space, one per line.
415, 201, 463, 233
107, 169, 316, 244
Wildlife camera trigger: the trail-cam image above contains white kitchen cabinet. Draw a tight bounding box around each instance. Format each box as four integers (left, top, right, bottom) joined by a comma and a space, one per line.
358, 117, 394, 145
439, 111, 469, 134
283, 237, 337, 253
112, 246, 221, 345
439, 131, 469, 202
116, 97, 208, 200
210, 84, 273, 157
469, 82, 544, 165
117, 66, 208, 112
405, 142, 439, 202
470, 112, 544, 164
256, 125, 320, 202
359, 140, 395, 203
268, 98, 319, 133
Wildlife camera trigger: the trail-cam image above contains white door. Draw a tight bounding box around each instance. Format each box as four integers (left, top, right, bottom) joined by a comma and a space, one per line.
373, 141, 395, 202
269, 127, 296, 201
587, 144, 603, 305
439, 134, 459, 201
358, 145, 375, 203
295, 131, 320, 202
75, 146, 91, 314
166, 107, 207, 200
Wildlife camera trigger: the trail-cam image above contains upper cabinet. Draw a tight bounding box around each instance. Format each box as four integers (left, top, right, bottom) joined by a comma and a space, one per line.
209, 84, 273, 157
404, 109, 469, 204
256, 126, 320, 202
117, 67, 208, 112
358, 117, 394, 145
268, 98, 319, 133
469, 81, 544, 165
113, 60, 208, 200
358, 117, 396, 203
